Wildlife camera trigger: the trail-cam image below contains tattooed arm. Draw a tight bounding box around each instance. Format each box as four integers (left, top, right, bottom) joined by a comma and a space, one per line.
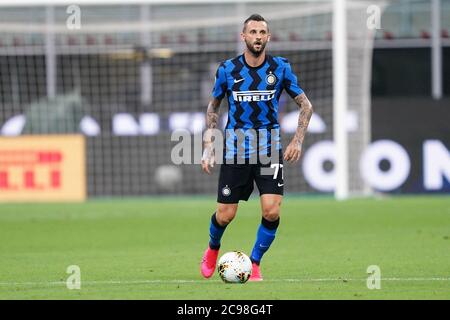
202, 97, 222, 174
283, 93, 313, 163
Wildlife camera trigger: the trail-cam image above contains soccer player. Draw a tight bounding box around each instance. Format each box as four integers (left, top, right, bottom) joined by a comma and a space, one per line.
200, 14, 313, 281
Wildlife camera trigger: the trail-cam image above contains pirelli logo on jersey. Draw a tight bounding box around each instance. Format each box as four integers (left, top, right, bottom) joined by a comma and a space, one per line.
232, 90, 276, 102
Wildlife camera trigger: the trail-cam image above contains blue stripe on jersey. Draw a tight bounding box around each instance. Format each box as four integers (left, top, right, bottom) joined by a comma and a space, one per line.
238, 58, 253, 130
225, 129, 237, 160
282, 59, 304, 98
211, 54, 304, 159
254, 66, 267, 126
224, 61, 238, 129
258, 128, 268, 156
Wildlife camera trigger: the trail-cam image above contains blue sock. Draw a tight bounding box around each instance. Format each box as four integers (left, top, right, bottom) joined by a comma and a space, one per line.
250, 217, 280, 265
209, 212, 227, 250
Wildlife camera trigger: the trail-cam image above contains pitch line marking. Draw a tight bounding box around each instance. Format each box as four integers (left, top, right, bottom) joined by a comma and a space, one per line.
1, 278, 450, 287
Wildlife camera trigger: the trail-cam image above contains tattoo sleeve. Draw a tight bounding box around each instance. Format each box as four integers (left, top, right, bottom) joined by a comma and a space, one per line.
292, 93, 313, 146
204, 97, 222, 144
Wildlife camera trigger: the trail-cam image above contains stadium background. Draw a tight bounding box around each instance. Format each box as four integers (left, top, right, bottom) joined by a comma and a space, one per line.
0, 0, 449, 301
0, 0, 448, 199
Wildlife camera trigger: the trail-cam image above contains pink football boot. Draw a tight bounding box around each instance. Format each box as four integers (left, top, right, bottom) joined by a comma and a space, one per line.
249, 263, 263, 282
200, 247, 219, 278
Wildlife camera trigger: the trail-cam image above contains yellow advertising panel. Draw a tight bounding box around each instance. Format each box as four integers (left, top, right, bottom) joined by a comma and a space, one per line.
0, 135, 86, 202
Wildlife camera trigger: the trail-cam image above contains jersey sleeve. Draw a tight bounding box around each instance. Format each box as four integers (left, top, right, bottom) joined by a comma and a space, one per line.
212, 63, 227, 100
282, 61, 304, 98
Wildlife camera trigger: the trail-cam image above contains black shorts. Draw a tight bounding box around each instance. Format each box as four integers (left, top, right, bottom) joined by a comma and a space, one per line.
217, 160, 284, 204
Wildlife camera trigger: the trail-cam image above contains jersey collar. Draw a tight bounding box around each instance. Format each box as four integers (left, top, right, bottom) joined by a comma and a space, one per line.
241, 54, 268, 70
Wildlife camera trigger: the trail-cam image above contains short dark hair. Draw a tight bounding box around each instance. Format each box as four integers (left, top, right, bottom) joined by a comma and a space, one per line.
243, 14, 268, 32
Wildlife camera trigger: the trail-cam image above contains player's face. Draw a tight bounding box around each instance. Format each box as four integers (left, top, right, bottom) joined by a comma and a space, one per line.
241, 20, 270, 57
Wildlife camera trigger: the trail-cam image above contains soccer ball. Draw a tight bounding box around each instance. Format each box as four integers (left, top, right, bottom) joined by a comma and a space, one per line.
217, 251, 252, 283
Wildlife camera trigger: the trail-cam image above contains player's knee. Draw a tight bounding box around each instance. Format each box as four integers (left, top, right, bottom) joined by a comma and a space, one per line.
262, 204, 280, 222
216, 204, 237, 225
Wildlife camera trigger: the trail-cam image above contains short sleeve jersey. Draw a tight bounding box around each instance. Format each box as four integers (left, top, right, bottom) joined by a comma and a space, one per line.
212, 54, 304, 160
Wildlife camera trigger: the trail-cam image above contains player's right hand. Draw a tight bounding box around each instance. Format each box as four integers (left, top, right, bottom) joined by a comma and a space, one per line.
201, 145, 215, 174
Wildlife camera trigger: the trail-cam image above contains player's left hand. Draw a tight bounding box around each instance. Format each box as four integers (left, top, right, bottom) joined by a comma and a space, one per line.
201, 144, 215, 174
283, 139, 302, 163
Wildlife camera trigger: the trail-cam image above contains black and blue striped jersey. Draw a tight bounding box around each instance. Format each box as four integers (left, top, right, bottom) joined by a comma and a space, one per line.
212, 54, 304, 160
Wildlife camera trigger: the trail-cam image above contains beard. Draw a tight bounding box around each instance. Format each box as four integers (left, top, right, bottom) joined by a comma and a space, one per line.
245, 39, 267, 57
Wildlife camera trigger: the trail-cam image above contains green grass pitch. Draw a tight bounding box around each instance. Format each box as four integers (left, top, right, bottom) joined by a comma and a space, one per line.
0, 196, 449, 299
